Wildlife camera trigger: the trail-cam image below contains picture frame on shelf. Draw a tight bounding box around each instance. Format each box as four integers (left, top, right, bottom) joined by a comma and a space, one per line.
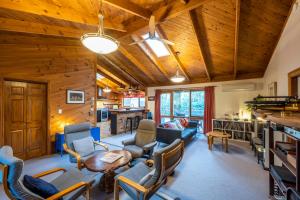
66, 90, 85, 104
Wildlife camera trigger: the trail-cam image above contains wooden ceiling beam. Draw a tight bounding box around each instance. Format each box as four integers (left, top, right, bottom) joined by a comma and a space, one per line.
233, 0, 241, 79
96, 80, 120, 93
103, 0, 151, 20
97, 69, 122, 87
156, 25, 190, 81
120, 0, 209, 38
97, 65, 129, 87
0, 1, 126, 32
0, 17, 92, 39
189, 10, 211, 81
118, 46, 158, 84
99, 55, 146, 87
131, 34, 170, 81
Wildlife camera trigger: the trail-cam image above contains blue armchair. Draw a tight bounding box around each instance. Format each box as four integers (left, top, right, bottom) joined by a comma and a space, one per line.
0, 146, 94, 200
114, 139, 184, 200
63, 122, 108, 169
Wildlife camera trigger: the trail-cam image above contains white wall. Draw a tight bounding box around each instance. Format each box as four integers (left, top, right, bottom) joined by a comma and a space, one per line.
147, 79, 264, 120
264, 4, 300, 95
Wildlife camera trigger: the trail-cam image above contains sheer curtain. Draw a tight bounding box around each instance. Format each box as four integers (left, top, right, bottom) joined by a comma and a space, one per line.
204, 86, 215, 134
154, 90, 161, 124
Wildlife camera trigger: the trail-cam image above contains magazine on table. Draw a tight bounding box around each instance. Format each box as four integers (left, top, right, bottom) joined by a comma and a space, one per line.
100, 152, 123, 163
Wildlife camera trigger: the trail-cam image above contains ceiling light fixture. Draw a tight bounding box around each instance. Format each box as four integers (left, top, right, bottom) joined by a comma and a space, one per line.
170, 69, 185, 83
103, 86, 112, 93
81, 0, 119, 54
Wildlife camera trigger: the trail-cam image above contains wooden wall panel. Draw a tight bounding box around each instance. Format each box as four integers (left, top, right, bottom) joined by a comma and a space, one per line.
0, 32, 97, 149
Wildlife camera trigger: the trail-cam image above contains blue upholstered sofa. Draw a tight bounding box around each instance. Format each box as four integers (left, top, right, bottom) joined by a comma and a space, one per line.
157, 120, 198, 144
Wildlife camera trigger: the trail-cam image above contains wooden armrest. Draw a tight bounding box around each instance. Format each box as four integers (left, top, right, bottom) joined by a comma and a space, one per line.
117, 176, 148, 193
46, 181, 89, 200
33, 168, 66, 178
63, 144, 82, 169
94, 141, 109, 151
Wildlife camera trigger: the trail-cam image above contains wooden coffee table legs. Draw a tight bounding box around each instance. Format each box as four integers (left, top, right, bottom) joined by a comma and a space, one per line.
208, 136, 228, 153
99, 170, 116, 193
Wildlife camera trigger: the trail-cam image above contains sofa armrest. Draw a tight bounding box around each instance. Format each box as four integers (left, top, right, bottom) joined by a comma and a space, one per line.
188, 120, 198, 128
122, 138, 135, 146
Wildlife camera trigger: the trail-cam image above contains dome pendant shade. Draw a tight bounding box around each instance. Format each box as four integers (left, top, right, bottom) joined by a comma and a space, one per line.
170, 69, 185, 83
103, 86, 112, 93
81, 14, 119, 54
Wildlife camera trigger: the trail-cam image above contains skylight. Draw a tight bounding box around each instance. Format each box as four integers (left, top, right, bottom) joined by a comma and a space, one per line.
142, 32, 170, 57
96, 73, 105, 80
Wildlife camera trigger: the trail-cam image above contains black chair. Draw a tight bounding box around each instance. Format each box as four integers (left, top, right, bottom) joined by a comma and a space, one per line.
125, 117, 134, 134
134, 115, 142, 130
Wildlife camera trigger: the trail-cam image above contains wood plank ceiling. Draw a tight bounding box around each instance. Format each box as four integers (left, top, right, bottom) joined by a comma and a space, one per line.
0, 0, 295, 88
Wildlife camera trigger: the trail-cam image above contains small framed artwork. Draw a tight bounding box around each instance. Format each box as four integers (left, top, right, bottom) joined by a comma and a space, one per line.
148, 96, 155, 101
66, 90, 85, 104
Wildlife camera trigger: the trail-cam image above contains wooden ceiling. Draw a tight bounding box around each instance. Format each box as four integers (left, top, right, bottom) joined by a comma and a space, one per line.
0, 0, 295, 88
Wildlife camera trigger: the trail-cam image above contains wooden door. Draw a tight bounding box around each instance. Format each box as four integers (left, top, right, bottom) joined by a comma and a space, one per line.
4, 81, 47, 159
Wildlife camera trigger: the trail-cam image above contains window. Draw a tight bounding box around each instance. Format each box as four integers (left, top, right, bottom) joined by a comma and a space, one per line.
159, 89, 204, 132
142, 32, 170, 57
173, 91, 190, 117
123, 97, 145, 108
160, 93, 171, 116
191, 91, 205, 117
159, 90, 205, 118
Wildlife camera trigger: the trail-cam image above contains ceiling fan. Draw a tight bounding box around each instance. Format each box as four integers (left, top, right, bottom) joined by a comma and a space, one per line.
129, 15, 175, 46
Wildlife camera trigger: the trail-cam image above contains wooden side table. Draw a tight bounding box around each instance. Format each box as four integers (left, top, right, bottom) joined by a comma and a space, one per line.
207, 131, 230, 152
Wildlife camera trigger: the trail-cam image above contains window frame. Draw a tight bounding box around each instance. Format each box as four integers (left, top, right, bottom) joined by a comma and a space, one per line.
123, 97, 145, 108
159, 89, 204, 122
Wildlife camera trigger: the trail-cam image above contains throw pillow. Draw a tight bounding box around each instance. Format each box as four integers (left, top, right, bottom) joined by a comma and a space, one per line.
183, 118, 189, 127
73, 136, 94, 157
23, 175, 62, 200
175, 119, 184, 130
179, 118, 189, 128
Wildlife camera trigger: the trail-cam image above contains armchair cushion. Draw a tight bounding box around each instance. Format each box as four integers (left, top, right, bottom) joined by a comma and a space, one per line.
116, 162, 153, 198
51, 167, 95, 200
123, 145, 144, 158
122, 137, 136, 146
73, 136, 94, 157
23, 175, 62, 200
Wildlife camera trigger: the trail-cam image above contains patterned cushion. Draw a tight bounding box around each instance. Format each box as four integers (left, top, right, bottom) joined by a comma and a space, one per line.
179, 118, 189, 127
174, 119, 184, 130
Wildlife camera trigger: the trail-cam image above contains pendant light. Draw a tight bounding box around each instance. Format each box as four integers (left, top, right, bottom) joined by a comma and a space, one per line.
81, 0, 119, 54
103, 86, 111, 93
170, 69, 185, 83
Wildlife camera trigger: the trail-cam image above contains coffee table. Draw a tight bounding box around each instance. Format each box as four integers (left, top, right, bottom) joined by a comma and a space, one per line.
207, 131, 230, 152
84, 150, 132, 193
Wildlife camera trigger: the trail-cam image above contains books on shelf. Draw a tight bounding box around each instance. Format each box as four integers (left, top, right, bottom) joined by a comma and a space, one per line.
100, 152, 123, 163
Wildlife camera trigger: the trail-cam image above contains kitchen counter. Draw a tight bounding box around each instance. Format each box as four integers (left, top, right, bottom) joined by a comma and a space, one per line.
110, 109, 146, 134
109, 108, 145, 113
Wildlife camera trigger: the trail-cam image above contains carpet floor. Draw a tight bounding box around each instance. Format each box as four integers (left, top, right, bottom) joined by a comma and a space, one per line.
0, 133, 269, 200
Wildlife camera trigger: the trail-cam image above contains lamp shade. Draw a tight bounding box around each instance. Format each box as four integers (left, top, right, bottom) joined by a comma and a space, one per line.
81, 33, 119, 54
170, 70, 185, 83
103, 86, 112, 93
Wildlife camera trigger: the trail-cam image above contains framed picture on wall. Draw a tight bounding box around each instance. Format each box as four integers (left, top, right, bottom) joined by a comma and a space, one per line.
66, 90, 85, 104
268, 82, 277, 97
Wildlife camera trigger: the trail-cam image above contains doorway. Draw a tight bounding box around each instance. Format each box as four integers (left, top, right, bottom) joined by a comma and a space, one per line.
4, 81, 47, 160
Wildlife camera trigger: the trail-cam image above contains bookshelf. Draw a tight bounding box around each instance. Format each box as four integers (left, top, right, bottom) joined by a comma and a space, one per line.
212, 119, 255, 142
269, 121, 300, 198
